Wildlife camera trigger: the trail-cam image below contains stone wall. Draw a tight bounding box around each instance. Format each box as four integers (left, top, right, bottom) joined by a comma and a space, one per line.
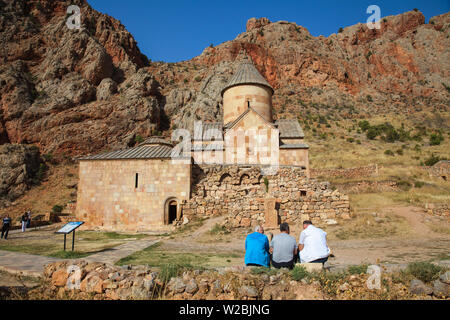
425, 203, 450, 219
333, 180, 399, 194
37, 260, 324, 300
181, 165, 350, 228
310, 164, 379, 180
76, 159, 191, 231
428, 161, 450, 180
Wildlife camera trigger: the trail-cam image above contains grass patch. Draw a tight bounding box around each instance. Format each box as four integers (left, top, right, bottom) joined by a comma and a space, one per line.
0, 230, 144, 258
250, 267, 279, 276
405, 262, 446, 283
77, 231, 149, 241
170, 218, 206, 236
427, 223, 450, 235
115, 241, 243, 268
49, 251, 91, 259
209, 224, 230, 235
327, 212, 410, 240
347, 264, 369, 275
290, 265, 309, 281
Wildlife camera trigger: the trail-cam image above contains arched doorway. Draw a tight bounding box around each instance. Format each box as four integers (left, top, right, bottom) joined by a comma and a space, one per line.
164, 198, 179, 225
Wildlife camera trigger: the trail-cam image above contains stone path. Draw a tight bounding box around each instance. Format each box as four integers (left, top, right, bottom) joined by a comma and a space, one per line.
0, 239, 159, 277
0, 250, 61, 277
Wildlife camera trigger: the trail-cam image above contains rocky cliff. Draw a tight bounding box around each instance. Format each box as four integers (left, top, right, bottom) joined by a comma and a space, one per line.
0, 0, 448, 157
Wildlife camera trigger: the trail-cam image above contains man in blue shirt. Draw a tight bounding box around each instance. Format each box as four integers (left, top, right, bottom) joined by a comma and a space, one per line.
245, 226, 270, 267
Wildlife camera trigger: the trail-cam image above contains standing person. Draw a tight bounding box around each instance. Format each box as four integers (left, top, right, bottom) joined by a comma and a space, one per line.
298, 220, 331, 264
269, 223, 298, 269
245, 225, 270, 267
21, 212, 28, 232
1, 214, 12, 240
26, 210, 32, 228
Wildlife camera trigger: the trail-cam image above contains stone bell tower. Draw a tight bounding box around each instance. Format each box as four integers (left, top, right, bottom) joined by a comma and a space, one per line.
221, 54, 274, 126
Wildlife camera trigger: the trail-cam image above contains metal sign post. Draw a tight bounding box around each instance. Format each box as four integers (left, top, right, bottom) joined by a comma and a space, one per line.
55, 222, 84, 252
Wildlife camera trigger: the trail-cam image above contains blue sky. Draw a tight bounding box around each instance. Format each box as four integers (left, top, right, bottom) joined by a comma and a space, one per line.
88, 0, 449, 63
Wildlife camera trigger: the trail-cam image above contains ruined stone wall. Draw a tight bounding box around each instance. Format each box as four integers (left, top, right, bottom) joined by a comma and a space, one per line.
333, 180, 399, 194
181, 165, 350, 228
76, 159, 191, 232
310, 164, 379, 180
425, 203, 450, 219
428, 161, 449, 180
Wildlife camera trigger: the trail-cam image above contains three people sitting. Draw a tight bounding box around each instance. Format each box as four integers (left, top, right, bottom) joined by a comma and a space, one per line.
244, 221, 331, 269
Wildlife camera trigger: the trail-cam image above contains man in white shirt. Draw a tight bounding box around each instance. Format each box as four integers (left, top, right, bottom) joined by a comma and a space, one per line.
298, 220, 330, 264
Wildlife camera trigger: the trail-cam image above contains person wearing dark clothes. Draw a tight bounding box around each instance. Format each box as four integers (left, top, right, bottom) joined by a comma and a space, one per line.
1, 215, 12, 240
26, 210, 31, 228
21, 213, 28, 232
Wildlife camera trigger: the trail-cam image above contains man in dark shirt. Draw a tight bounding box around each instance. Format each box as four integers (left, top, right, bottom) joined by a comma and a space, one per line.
1, 214, 12, 240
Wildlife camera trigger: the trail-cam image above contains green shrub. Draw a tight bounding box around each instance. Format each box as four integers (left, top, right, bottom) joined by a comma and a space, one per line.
33, 163, 48, 184
194, 76, 202, 82
134, 135, 144, 144
52, 205, 64, 214
405, 262, 444, 282
430, 133, 444, 146
290, 265, 309, 281
263, 177, 269, 193
384, 149, 394, 156
397, 180, 412, 191
424, 154, 442, 166
396, 149, 404, 155
414, 181, 425, 188
338, 27, 344, 33
347, 264, 368, 275
366, 128, 378, 140
209, 223, 229, 235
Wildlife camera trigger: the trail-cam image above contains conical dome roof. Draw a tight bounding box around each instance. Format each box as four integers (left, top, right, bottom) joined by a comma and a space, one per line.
221, 56, 274, 96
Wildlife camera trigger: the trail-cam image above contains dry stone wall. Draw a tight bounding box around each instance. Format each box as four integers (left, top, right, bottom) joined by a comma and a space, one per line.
181, 165, 350, 228
310, 164, 379, 180
333, 180, 399, 194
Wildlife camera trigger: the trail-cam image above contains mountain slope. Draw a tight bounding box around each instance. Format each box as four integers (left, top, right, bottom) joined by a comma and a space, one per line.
0, 1, 448, 158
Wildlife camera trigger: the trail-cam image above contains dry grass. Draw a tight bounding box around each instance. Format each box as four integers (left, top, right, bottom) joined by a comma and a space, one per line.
325, 211, 411, 240
308, 112, 449, 170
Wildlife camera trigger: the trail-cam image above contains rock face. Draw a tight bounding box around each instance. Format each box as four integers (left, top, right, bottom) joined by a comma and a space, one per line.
0, 0, 159, 156
0, 144, 42, 206
0, 1, 448, 158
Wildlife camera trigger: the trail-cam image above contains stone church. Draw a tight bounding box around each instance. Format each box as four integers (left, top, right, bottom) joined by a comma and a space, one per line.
76, 57, 349, 231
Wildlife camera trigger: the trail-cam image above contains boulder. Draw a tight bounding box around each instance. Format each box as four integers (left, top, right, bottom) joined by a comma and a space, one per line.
239, 285, 258, 298
409, 279, 433, 296
432, 280, 449, 298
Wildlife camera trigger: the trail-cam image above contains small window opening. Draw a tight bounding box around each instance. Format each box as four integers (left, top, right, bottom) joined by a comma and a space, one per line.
301, 190, 307, 197
135, 173, 139, 188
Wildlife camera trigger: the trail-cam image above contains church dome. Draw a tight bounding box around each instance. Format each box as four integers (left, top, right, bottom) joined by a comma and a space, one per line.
221, 56, 274, 97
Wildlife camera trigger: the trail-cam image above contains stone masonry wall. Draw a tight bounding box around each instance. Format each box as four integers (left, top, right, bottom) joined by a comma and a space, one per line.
310, 164, 379, 180
76, 159, 191, 232
181, 165, 350, 228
